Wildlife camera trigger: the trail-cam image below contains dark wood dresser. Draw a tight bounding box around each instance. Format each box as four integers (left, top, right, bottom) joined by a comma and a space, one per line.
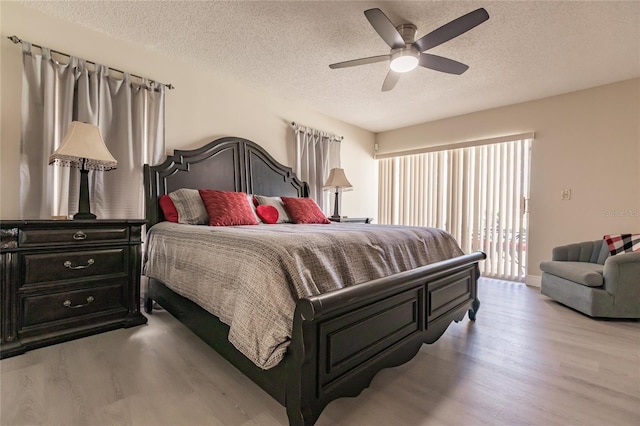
0, 219, 147, 359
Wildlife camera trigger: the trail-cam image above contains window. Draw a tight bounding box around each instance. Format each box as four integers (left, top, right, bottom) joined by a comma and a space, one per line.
378, 134, 533, 281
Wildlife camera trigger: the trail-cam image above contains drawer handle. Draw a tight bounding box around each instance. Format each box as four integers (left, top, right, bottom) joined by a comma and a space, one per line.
73, 231, 87, 240
63, 258, 95, 269
63, 296, 95, 309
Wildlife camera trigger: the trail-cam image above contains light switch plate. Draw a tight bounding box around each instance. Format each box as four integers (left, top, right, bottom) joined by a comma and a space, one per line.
561, 189, 571, 200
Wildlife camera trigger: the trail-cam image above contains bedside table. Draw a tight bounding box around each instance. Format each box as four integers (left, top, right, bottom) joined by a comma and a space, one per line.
0, 219, 147, 359
329, 217, 373, 224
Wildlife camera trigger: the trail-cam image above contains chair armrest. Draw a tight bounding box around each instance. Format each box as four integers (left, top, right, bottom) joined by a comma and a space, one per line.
603, 252, 640, 294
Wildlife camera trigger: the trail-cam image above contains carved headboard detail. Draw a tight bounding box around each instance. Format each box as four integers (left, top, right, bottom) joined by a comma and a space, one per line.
143, 137, 309, 227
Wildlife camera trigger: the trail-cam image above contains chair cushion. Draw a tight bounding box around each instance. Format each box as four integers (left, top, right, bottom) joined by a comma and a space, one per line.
539, 261, 604, 287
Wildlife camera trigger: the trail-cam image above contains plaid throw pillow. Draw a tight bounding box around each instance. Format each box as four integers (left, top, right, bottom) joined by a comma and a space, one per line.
603, 234, 640, 256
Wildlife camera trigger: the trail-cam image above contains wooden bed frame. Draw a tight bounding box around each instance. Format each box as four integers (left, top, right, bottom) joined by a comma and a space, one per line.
143, 136, 486, 425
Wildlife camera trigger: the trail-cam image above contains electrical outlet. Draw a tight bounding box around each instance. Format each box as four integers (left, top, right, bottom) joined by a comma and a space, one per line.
561, 189, 571, 200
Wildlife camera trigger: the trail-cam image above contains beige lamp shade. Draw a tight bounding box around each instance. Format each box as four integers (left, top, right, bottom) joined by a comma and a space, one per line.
323, 168, 353, 191
49, 121, 117, 171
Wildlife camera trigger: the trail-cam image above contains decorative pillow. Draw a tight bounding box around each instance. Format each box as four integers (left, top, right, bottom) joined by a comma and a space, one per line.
256, 205, 279, 224
246, 194, 261, 223
199, 189, 259, 226
254, 195, 292, 223
168, 188, 209, 225
159, 195, 179, 223
280, 197, 330, 224
603, 234, 640, 256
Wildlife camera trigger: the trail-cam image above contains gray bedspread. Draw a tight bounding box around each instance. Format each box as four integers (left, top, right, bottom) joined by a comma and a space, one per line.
143, 222, 464, 369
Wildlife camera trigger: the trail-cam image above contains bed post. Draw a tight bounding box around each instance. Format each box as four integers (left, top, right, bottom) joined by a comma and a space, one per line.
286, 302, 321, 426
468, 264, 482, 321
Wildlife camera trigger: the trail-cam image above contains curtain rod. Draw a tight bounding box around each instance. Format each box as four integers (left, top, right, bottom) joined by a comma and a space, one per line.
290, 121, 343, 141
8, 35, 175, 90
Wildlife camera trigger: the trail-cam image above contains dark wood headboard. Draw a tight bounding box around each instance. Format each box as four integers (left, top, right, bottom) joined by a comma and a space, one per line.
143, 137, 309, 227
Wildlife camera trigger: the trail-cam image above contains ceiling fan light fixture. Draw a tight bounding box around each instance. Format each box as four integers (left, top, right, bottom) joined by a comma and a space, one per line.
390, 49, 419, 73
328, 8, 490, 91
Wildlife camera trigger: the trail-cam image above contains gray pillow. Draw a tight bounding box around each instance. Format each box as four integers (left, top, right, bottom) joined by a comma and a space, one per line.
254, 195, 292, 223
168, 188, 209, 225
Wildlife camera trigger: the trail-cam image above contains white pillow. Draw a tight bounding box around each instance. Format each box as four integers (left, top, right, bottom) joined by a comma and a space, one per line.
254, 195, 292, 223
246, 194, 262, 223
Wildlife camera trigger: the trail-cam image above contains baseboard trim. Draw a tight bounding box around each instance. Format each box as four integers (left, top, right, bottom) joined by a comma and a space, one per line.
526, 275, 542, 287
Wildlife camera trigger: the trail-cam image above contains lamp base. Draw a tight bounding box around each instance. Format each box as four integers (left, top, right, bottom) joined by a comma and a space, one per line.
74, 167, 97, 220
73, 211, 97, 220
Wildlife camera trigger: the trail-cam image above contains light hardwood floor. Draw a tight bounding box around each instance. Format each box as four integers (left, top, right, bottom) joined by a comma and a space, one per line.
1, 278, 639, 426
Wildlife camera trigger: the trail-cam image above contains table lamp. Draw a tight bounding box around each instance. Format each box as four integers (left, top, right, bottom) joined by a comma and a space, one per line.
49, 121, 117, 219
323, 168, 352, 219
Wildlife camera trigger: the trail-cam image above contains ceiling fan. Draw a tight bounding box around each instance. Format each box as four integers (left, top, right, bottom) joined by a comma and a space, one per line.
329, 8, 489, 91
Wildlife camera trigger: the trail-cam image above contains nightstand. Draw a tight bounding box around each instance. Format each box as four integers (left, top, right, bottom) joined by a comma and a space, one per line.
329, 217, 373, 224
0, 219, 147, 359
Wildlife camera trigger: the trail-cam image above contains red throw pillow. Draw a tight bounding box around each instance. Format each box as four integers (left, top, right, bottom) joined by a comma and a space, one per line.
198, 190, 259, 226
159, 194, 179, 223
256, 205, 279, 224
280, 197, 330, 224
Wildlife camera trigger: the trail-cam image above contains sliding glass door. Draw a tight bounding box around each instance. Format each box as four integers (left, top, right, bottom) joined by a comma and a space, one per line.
378, 135, 533, 282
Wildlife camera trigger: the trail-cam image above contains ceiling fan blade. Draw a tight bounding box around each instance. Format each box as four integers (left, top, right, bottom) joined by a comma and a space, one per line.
382, 70, 401, 92
364, 8, 405, 49
329, 54, 390, 69
419, 53, 469, 74
413, 8, 489, 52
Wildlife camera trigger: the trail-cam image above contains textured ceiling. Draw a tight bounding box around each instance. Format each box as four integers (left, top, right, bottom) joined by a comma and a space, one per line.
23, 1, 640, 133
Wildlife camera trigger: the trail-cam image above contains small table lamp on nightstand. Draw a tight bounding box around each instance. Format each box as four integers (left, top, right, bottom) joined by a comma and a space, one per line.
49, 121, 117, 220
324, 168, 352, 220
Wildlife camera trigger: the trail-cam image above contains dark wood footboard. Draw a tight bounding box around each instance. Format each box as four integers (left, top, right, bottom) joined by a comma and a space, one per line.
147, 251, 484, 426
286, 251, 484, 425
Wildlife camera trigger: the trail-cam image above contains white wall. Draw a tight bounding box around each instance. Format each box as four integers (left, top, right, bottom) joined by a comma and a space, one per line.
0, 2, 377, 220
376, 79, 640, 279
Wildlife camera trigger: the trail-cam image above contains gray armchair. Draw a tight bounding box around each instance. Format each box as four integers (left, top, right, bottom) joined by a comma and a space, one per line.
540, 239, 640, 318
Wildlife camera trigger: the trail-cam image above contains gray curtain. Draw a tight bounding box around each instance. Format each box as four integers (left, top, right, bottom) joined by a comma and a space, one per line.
20, 45, 165, 219
293, 123, 341, 212
20, 43, 76, 218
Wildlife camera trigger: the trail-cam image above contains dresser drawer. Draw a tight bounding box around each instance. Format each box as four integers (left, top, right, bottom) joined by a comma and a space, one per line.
19, 227, 128, 247
21, 248, 127, 286
21, 283, 126, 327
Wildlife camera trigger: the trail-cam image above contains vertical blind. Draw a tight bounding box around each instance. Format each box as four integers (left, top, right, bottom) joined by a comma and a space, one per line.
378, 135, 533, 281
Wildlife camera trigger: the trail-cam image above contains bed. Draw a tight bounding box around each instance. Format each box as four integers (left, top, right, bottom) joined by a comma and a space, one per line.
143, 136, 486, 425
